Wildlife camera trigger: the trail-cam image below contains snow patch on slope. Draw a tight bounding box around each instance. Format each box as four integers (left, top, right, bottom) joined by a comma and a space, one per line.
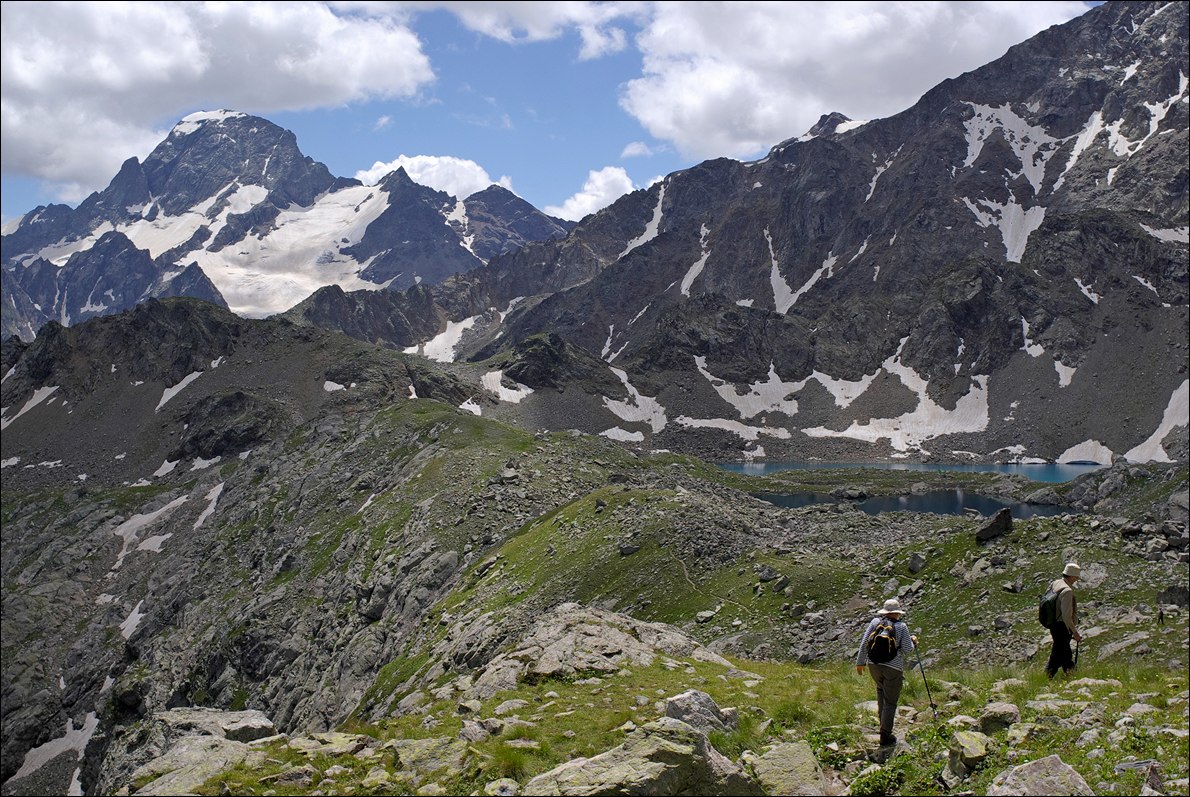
482, 371, 534, 403
603, 368, 667, 433
802, 339, 990, 452
962, 197, 1046, 263
1125, 380, 1189, 463
619, 182, 666, 260
695, 357, 804, 419
406, 316, 478, 363
680, 225, 711, 297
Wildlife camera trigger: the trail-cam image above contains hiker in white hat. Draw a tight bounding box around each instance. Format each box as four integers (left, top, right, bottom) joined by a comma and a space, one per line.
855, 598, 919, 747
1044, 563, 1083, 677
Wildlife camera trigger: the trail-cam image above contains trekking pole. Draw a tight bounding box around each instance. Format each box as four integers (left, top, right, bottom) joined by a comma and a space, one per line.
1074, 638, 1080, 670
913, 644, 939, 721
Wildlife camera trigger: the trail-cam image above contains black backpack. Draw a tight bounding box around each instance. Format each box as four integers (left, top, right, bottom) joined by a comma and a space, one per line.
1038, 585, 1065, 628
867, 618, 899, 663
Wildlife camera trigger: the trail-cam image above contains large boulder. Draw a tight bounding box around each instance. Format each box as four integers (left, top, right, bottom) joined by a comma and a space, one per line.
383, 737, 469, 778
462, 604, 730, 699
975, 509, 1013, 543
98, 708, 275, 795
741, 741, 825, 796
521, 718, 762, 796
123, 735, 253, 796
986, 754, 1094, 795
663, 690, 738, 734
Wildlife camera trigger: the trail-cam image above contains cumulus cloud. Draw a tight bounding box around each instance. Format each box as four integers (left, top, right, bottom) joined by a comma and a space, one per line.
2, 1, 433, 200
422, 1, 646, 59
356, 154, 512, 199
620, 141, 655, 158
1, 0, 1092, 213
621, 1, 1088, 160
545, 166, 636, 221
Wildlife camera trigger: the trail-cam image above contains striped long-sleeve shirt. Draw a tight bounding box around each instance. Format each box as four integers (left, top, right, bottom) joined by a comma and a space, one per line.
856, 616, 917, 671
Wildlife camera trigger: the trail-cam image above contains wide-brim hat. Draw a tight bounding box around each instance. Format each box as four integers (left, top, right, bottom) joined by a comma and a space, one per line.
877, 598, 904, 616
1063, 562, 1081, 578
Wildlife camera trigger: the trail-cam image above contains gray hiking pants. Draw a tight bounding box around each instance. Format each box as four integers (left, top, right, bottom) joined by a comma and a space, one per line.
869, 663, 904, 736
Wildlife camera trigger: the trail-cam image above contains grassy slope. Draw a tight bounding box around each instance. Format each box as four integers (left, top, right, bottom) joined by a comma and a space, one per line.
198, 647, 1189, 796
186, 406, 1187, 795
5, 397, 1185, 795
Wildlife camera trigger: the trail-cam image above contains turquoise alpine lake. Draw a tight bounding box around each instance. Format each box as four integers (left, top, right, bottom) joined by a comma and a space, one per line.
753, 489, 1073, 519
718, 461, 1105, 483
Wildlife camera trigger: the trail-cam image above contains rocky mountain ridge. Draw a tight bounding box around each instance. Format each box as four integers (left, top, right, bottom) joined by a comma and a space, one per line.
289, 0, 1189, 466
2, 3, 1189, 795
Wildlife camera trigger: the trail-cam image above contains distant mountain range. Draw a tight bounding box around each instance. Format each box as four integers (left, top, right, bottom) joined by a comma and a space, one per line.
1, 110, 573, 339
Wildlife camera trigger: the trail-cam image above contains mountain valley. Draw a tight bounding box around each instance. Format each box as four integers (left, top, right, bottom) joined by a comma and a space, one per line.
1, 1, 1188, 795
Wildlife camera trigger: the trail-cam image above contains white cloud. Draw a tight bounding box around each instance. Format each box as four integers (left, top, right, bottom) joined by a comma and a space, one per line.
2, 1, 434, 200
373, 114, 393, 131
424, 1, 645, 59
355, 154, 512, 198
1, 0, 1094, 214
545, 166, 636, 221
621, 141, 655, 158
620, 1, 1089, 160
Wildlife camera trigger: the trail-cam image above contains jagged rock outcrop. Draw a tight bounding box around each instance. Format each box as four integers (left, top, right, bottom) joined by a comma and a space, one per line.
521, 717, 763, 796
435, 603, 733, 702
94, 708, 274, 796
986, 754, 1096, 796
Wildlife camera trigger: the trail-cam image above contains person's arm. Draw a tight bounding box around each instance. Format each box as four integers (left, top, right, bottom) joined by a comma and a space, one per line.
897, 622, 917, 668
856, 620, 873, 671
1058, 587, 1079, 638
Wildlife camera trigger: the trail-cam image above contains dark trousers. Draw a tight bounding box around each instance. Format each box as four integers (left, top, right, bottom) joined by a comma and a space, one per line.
1046, 623, 1074, 677
869, 663, 904, 737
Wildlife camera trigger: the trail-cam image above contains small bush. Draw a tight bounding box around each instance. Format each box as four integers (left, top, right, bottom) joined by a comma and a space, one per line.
486, 746, 530, 780
806, 725, 858, 769
708, 711, 768, 759
770, 698, 816, 730
848, 763, 904, 796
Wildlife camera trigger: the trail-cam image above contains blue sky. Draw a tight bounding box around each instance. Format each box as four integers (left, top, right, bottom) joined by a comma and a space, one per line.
1, 2, 1093, 226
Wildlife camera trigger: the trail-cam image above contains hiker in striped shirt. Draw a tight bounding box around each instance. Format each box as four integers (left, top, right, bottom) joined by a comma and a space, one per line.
856, 598, 919, 747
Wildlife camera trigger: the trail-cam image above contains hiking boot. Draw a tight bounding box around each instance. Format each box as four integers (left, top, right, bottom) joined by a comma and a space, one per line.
879, 733, 897, 747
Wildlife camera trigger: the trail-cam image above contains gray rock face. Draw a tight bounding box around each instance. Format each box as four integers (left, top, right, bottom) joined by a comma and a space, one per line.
986, 754, 1095, 795
741, 741, 826, 796
521, 718, 763, 796
663, 690, 739, 734
455, 603, 730, 701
